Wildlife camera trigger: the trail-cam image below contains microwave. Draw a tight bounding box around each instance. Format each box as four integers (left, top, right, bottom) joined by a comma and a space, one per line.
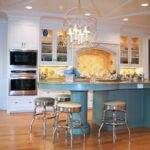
10, 49, 37, 68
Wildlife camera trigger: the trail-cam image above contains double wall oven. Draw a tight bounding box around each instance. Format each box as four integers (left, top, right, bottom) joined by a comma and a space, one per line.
9, 49, 38, 96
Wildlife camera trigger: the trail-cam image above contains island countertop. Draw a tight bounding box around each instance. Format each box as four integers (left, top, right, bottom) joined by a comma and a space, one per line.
39, 80, 150, 91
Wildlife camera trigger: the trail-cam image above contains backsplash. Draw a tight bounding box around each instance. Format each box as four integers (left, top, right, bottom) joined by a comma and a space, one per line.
77, 49, 115, 78
120, 68, 143, 75
39, 66, 67, 80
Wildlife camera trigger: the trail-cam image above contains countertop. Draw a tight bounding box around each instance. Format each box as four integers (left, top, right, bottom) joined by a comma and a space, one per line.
39, 79, 150, 91
39, 79, 150, 84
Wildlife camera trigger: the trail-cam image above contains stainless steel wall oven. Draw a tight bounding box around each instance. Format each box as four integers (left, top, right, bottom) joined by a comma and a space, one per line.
9, 70, 37, 96
10, 49, 37, 68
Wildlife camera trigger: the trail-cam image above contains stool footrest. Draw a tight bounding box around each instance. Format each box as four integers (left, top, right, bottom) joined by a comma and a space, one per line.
104, 122, 127, 126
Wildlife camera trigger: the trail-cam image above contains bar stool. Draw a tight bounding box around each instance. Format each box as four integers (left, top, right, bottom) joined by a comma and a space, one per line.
56, 94, 71, 102
98, 100, 130, 143
52, 101, 85, 147
29, 97, 55, 136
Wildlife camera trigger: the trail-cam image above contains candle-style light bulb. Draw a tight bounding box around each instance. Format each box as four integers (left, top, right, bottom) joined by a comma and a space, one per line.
83, 26, 90, 41
68, 28, 74, 43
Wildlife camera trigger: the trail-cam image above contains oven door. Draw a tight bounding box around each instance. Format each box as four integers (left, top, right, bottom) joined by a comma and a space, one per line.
10, 49, 37, 68
10, 76, 37, 96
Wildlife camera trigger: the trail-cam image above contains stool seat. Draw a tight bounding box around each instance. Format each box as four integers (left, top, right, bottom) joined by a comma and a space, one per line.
57, 101, 81, 112
104, 101, 126, 111
57, 94, 71, 102
35, 97, 55, 106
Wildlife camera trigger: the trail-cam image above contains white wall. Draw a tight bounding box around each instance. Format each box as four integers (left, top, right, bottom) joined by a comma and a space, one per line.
96, 22, 120, 44
0, 21, 8, 109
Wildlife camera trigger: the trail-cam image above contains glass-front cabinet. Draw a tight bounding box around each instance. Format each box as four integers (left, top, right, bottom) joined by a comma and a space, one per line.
131, 37, 139, 64
41, 29, 53, 61
120, 36, 128, 64
120, 35, 140, 66
41, 29, 69, 65
56, 30, 67, 62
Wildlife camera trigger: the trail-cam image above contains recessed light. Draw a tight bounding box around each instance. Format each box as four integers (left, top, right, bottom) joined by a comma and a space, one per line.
85, 13, 91, 16
123, 18, 128, 21
26, 6, 32, 10
141, 3, 149, 7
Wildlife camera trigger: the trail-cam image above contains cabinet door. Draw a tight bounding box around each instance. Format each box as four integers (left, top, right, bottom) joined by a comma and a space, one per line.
120, 36, 140, 67
40, 29, 69, 65
8, 21, 39, 49
41, 29, 53, 62
131, 37, 139, 65
120, 36, 129, 64
56, 30, 68, 62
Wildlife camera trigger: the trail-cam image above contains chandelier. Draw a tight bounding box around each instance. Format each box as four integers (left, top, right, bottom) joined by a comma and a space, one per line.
63, 0, 97, 47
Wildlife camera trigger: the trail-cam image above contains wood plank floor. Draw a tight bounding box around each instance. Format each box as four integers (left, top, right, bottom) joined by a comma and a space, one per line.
0, 110, 150, 150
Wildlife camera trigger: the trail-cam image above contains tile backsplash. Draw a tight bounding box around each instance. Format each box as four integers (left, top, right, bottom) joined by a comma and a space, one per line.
39, 66, 67, 80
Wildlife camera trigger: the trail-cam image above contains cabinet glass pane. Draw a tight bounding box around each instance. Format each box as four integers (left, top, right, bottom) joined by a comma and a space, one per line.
131, 37, 139, 64
56, 30, 67, 62
41, 29, 53, 61
120, 36, 128, 64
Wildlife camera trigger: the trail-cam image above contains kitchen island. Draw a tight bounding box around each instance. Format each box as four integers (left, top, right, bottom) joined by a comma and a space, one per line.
39, 81, 150, 134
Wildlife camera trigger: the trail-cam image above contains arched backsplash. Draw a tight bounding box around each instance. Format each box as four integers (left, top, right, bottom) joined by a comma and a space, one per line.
75, 43, 120, 78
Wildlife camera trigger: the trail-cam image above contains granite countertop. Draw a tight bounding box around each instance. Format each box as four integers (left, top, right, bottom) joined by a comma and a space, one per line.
39, 78, 150, 84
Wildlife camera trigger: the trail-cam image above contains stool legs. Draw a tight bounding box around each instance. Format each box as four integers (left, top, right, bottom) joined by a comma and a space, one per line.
112, 111, 117, 143
52, 111, 85, 148
30, 104, 55, 137
98, 110, 130, 143
43, 104, 47, 136
52, 111, 59, 143
98, 110, 106, 138
124, 111, 131, 142
29, 105, 37, 133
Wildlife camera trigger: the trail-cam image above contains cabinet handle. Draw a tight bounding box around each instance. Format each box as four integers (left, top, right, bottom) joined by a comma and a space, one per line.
14, 101, 18, 104
29, 101, 32, 104
21, 42, 26, 48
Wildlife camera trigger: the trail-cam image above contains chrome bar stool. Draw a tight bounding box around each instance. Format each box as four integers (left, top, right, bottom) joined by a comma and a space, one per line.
98, 100, 130, 143
29, 97, 55, 136
52, 101, 85, 148
56, 94, 71, 102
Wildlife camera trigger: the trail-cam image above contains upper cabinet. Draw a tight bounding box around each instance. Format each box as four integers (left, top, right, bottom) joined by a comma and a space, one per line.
41, 29, 53, 61
56, 30, 67, 62
120, 35, 140, 67
8, 16, 40, 50
40, 29, 69, 65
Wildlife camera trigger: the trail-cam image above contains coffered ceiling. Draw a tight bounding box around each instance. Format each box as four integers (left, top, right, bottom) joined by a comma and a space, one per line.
0, 0, 150, 28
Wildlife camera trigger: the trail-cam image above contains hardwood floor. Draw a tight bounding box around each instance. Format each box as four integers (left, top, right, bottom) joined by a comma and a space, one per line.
0, 110, 150, 150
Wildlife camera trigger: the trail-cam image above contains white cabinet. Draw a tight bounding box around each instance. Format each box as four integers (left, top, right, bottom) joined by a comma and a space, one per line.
120, 35, 141, 67
8, 16, 40, 49
40, 29, 70, 66
7, 96, 36, 113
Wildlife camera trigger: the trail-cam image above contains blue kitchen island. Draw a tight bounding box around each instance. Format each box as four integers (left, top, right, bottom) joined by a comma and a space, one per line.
39, 81, 150, 134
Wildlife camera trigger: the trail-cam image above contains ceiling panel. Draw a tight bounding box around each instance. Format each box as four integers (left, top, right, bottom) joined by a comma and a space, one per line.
0, 0, 150, 28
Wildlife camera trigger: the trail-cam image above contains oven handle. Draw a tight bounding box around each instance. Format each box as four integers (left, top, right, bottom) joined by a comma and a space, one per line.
10, 76, 36, 79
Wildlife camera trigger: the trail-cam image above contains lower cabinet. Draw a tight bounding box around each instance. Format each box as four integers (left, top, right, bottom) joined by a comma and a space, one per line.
7, 96, 36, 113
38, 89, 71, 99
7, 90, 93, 113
